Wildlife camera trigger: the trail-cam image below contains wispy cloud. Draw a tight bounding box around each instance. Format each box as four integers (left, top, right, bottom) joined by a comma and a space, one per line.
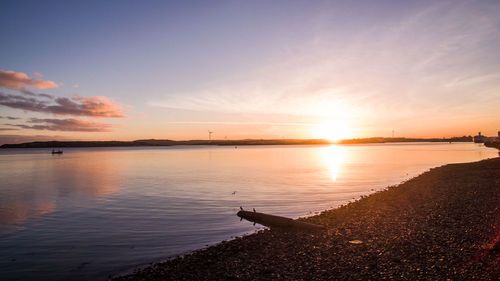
149, 0, 500, 125
0, 116, 21, 120
0, 127, 18, 131
18, 88, 54, 99
5, 118, 115, 132
0, 92, 125, 118
0, 70, 58, 90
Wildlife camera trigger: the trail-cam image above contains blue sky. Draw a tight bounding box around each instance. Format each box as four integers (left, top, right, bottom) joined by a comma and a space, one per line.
1, 0, 499, 143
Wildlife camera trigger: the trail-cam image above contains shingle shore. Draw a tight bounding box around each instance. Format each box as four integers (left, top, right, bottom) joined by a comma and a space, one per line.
113, 158, 500, 280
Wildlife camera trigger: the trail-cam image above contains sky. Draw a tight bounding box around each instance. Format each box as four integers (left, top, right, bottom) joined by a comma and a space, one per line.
1, 0, 499, 144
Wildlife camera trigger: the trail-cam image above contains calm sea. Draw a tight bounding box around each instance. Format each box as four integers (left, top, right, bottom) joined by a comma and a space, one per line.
0, 143, 497, 280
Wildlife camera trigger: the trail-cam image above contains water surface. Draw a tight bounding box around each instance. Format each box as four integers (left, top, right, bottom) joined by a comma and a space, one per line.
0, 143, 497, 280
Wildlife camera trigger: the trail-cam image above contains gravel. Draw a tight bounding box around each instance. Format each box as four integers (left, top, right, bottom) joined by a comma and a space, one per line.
113, 157, 500, 280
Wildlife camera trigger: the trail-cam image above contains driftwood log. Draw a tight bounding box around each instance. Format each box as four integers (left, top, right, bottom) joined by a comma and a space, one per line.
237, 208, 326, 232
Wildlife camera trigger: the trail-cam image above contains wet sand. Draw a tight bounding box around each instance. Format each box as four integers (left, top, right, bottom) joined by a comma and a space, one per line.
113, 157, 500, 280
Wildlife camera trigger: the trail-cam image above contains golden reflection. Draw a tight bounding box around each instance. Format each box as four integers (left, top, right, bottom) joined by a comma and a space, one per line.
0, 151, 122, 233
50, 152, 121, 197
320, 145, 347, 182
0, 201, 55, 234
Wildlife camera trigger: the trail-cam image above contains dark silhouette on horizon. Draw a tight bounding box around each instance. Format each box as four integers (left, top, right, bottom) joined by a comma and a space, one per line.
0, 136, 476, 148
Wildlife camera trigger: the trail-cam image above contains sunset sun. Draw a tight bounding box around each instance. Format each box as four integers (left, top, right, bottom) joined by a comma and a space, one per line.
313, 120, 354, 141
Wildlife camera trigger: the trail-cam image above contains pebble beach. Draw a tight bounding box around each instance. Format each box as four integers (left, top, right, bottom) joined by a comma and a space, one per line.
113, 157, 500, 280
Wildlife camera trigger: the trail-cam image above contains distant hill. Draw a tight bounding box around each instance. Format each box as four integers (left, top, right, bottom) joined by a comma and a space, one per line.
338, 136, 473, 144
0, 136, 473, 148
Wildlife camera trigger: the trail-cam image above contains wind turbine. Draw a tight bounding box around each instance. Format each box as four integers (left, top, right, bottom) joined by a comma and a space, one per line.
208, 130, 213, 141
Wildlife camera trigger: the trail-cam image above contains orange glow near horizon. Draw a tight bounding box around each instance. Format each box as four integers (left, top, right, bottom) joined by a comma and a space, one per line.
312, 120, 355, 141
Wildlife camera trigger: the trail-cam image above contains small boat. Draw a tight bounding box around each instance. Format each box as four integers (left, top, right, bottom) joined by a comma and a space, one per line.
51, 149, 63, 155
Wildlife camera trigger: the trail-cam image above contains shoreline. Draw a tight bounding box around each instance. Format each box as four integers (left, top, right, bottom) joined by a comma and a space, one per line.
113, 157, 500, 280
1, 137, 474, 148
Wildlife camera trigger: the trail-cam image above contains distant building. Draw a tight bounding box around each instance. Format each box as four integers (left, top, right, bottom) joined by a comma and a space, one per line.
474, 132, 486, 143
474, 131, 500, 143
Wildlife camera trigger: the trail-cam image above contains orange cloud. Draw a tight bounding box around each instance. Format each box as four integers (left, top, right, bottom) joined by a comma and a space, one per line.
0, 92, 126, 118
70, 96, 125, 118
0, 70, 58, 90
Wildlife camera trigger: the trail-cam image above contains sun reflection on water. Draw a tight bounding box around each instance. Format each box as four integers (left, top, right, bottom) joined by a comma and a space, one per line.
320, 145, 348, 182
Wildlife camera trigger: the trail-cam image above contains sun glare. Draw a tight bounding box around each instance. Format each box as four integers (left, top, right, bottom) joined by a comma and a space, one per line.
313, 120, 354, 141
320, 145, 347, 182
